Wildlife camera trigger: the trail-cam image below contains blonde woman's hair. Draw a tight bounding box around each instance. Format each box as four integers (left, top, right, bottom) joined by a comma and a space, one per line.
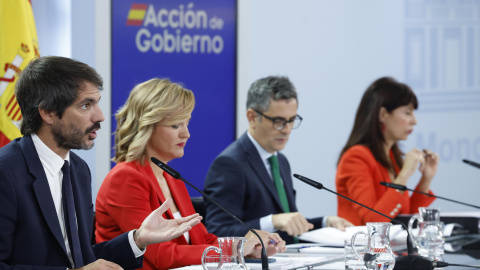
113, 78, 195, 164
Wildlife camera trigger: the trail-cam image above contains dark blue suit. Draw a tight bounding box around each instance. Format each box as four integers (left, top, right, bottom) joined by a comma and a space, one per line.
0, 135, 142, 270
203, 132, 323, 244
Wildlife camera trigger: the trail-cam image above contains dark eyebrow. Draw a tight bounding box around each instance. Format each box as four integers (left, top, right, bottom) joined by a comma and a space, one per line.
272, 115, 297, 119
78, 97, 99, 105
84, 98, 96, 103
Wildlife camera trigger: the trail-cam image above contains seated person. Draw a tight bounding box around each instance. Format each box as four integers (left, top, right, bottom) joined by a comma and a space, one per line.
336, 77, 438, 225
204, 76, 353, 244
0, 56, 201, 270
95, 78, 285, 270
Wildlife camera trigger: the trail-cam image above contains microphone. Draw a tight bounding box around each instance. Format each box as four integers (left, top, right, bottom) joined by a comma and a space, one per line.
294, 174, 480, 269
380, 182, 480, 210
463, 159, 480, 169
293, 173, 434, 270
380, 182, 407, 191
150, 157, 269, 270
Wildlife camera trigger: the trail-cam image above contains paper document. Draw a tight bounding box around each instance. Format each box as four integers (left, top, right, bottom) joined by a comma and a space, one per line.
298, 224, 406, 245
297, 246, 344, 254
171, 255, 343, 270
247, 255, 343, 270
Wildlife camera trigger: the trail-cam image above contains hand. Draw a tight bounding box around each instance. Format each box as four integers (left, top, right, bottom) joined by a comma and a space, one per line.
134, 198, 202, 249
272, 212, 313, 236
417, 149, 439, 192
396, 148, 425, 185
243, 230, 286, 258
421, 149, 439, 180
73, 259, 122, 270
326, 216, 353, 231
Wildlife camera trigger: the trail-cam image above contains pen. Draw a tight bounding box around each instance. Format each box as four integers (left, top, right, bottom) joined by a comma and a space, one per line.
298, 246, 315, 249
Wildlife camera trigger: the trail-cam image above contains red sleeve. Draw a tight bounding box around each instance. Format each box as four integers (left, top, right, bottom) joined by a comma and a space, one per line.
96, 163, 218, 270
410, 186, 436, 213
337, 146, 410, 225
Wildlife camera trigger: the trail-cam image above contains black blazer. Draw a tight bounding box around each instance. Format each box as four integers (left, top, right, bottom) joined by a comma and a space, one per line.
203, 132, 323, 244
0, 135, 142, 270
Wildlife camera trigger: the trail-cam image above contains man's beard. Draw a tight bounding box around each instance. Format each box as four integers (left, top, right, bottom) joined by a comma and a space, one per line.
52, 122, 101, 150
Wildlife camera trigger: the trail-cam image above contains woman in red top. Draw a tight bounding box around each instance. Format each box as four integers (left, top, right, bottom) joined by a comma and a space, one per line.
336, 77, 439, 226
95, 78, 285, 270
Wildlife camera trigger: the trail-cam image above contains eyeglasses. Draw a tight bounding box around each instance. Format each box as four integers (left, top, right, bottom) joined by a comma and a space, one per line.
253, 109, 303, 130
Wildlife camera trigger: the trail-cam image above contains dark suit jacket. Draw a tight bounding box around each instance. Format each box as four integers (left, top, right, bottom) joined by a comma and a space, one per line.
0, 135, 142, 270
203, 132, 323, 244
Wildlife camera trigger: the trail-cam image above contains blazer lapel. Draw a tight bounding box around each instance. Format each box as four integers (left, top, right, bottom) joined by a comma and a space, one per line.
21, 136, 68, 254
165, 174, 195, 216
136, 161, 176, 220
239, 133, 284, 210
137, 161, 189, 244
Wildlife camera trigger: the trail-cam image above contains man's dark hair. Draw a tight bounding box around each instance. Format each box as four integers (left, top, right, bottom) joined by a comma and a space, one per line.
246, 76, 297, 113
15, 56, 103, 135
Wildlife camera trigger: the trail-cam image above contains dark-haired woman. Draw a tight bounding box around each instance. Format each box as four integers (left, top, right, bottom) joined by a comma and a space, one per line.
335, 77, 438, 226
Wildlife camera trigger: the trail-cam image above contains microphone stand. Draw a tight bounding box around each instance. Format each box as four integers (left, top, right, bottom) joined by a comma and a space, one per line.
293, 173, 437, 270
380, 181, 480, 251
151, 157, 269, 270
380, 182, 480, 210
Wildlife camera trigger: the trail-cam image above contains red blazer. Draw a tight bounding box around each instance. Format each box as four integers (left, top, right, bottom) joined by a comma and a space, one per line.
95, 160, 218, 270
336, 145, 435, 226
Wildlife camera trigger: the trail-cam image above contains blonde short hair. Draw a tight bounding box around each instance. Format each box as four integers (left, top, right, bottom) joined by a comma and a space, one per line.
113, 78, 195, 164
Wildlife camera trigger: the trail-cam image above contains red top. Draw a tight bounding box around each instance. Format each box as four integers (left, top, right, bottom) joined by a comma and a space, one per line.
336, 145, 435, 226
95, 160, 218, 270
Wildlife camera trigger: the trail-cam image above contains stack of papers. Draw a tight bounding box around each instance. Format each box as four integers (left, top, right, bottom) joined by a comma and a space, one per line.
298, 224, 406, 245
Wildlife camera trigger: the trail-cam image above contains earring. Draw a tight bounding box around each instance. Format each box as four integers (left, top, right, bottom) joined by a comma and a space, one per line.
380, 122, 386, 131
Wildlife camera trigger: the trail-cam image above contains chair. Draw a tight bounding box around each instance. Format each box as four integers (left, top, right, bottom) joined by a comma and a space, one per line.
191, 196, 206, 224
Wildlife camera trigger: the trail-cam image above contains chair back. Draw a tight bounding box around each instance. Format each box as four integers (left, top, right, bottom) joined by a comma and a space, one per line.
191, 196, 206, 224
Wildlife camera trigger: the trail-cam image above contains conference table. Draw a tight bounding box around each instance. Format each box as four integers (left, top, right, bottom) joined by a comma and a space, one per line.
280, 234, 480, 269
173, 231, 480, 270
276, 233, 480, 270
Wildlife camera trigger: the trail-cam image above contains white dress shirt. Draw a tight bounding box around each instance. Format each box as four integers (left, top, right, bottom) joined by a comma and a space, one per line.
246, 132, 278, 232
31, 134, 144, 267
246, 132, 327, 232
173, 211, 190, 243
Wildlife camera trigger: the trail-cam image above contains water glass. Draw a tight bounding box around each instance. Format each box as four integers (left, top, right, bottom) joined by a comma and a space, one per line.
345, 239, 366, 270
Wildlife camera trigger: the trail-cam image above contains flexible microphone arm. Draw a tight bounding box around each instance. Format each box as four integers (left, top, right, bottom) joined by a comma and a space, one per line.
293, 174, 480, 270
151, 157, 269, 270
293, 173, 434, 270
380, 182, 480, 210
293, 174, 414, 254
463, 159, 480, 169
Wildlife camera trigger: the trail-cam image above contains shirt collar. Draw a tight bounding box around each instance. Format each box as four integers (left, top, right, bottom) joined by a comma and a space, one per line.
31, 133, 70, 177
247, 131, 277, 161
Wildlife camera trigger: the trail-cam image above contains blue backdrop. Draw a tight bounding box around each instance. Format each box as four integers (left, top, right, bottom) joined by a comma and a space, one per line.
111, 0, 237, 196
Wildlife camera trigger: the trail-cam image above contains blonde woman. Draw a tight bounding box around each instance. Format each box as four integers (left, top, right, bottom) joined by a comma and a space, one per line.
95, 78, 285, 270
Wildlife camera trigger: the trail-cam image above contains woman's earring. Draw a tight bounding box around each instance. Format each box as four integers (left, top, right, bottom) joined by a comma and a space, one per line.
380, 122, 386, 131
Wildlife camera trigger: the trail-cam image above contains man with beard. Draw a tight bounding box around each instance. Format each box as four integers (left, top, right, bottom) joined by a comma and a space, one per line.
204, 76, 353, 244
0, 56, 202, 270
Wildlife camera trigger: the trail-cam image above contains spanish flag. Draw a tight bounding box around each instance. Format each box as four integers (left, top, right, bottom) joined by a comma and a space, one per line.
0, 0, 40, 147
126, 3, 148, 26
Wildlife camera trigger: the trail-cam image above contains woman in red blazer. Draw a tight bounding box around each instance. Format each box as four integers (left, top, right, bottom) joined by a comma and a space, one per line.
336, 77, 439, 226
95, 79, 285, 270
